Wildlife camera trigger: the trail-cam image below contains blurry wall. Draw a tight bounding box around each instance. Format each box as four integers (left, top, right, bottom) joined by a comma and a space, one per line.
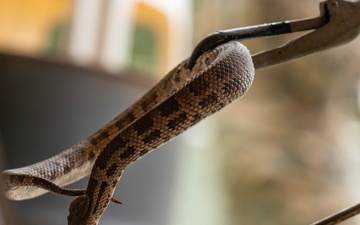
0, 0, 72, 56
194, 0, 360, 224
69, 0, 192, 75
0, 0, 192, 76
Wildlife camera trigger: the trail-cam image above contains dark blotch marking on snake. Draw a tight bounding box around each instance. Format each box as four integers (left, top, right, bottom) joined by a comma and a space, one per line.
189, 77, 208, 96
132, 114, 154, 135
158, 96, 180, 117
106, 163, 118, 177
88, 178, 98, 195
119, 146, 136, 160
167, 112, 188, 129
142, 129, 161, 144
92, 181, 109, 214
199, 92, 218, 109
221, 82, 234, 94
96, 136, 126, 170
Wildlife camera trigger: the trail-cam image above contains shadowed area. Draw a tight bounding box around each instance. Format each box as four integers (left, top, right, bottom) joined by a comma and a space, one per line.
0, 53, 181, 225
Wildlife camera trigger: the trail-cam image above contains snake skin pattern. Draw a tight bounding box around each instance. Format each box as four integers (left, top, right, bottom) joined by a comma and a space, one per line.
2, 41, 254, 224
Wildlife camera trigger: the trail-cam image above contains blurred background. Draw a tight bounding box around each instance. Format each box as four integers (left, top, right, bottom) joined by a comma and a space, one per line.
1, 0, 360, 224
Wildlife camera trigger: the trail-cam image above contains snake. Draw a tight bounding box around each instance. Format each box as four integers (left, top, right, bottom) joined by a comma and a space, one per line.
2, 41, 254, 224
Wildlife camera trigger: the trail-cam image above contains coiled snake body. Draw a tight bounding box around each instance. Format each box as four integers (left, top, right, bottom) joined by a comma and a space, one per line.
2, 42, 254, 224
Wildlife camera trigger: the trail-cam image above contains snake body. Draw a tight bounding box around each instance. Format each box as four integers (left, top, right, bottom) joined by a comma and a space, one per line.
2, 42, 254, 224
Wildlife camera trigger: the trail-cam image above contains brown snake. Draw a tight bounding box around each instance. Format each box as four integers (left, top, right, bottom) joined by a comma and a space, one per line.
2, 41, 254, 224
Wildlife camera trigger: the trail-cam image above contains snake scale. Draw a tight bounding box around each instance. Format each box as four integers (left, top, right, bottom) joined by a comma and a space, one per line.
2, 41, 254, 224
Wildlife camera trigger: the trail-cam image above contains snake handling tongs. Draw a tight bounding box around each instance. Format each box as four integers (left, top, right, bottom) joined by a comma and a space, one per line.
188, 0, 360, 71
189, 0, 360, 225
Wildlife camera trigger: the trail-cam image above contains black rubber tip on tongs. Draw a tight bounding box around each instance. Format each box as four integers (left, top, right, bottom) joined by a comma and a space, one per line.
187, 0, 330, 70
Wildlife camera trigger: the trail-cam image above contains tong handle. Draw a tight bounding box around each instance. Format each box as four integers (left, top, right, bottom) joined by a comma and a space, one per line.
253, 0, 360, 69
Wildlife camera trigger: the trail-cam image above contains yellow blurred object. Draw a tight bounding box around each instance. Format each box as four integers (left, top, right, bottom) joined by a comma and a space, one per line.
0, 0, 72, 55
131, 2, 169, 75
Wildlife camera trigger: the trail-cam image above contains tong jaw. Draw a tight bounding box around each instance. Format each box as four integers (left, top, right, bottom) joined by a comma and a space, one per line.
253, 0, 360, 69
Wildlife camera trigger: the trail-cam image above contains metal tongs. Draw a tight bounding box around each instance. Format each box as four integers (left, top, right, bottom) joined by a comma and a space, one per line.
189, 0, 360, 224
188, 0, 360, 71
